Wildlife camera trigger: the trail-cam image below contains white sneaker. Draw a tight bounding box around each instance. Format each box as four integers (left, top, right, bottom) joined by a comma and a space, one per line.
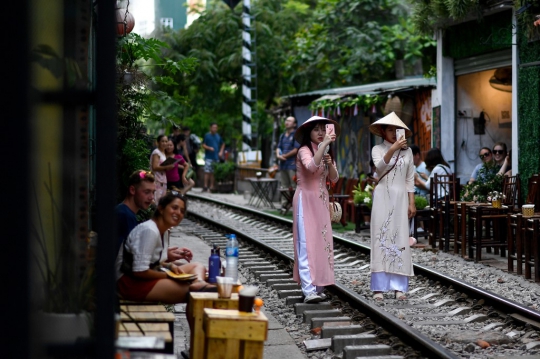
318, 293, 327, 301
304, 293, 323, 303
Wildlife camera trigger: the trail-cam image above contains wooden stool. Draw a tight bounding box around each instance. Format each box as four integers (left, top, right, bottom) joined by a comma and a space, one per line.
120, 305, 176, 353
203, 308, 268, 359
189, 293, 239, 359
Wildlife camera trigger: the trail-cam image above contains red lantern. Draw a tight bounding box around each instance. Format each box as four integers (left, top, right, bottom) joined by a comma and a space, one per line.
116, 8, 135, 37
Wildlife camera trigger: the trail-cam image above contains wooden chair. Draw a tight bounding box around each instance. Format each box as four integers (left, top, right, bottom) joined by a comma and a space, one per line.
427, 173, 459, 251
334, 176, 346, 195
501, 174, 522, 211
467, 205, 510, 262
525, 174, 540, 210
524, 217, 540, 282
334, 178, 358, 226
507, 213, 525, 275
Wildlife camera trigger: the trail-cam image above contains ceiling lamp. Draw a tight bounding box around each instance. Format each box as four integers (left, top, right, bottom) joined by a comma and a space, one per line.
489, 67, 512, 93
116, 7, 135, 37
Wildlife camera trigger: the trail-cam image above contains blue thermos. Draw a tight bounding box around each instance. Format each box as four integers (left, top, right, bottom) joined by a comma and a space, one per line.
208, 244, 221, 284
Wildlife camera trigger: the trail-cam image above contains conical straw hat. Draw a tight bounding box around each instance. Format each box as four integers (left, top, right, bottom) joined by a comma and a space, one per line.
294, 116, 341, 143
369, 112, 412, 138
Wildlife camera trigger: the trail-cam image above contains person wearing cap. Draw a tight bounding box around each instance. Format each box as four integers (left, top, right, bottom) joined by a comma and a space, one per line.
291, 116, 340, 303
369, 112, 416, 301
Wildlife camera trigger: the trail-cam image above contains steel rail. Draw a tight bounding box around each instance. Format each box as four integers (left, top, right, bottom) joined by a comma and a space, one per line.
189, 193, 540, 323
187, 195, 458, 358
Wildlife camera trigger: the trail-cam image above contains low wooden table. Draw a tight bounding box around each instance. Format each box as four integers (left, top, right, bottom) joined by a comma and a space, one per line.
188, 293, 240, 359
202, 308, 268, 359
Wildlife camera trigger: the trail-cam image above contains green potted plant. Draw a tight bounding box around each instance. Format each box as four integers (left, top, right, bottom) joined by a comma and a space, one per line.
32, 167, 95, 344
352, 183, 374, 231
460, 165, 504, 203
414, 195, 428, 210
213, 161, 236, 193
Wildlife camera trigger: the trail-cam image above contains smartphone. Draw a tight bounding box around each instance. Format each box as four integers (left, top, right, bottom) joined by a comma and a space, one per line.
396, 128, 405, 141
325, 124, 335, 135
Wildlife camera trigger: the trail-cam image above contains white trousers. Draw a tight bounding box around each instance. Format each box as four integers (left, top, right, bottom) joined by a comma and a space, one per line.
296, 193, 324, 296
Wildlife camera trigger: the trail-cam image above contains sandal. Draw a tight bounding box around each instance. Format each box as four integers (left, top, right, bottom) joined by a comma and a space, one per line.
395, 291, 407, 300
373, 292, 384, 301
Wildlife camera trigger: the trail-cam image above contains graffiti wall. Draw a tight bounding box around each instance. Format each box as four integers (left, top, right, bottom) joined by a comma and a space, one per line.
412, 89, 432, 155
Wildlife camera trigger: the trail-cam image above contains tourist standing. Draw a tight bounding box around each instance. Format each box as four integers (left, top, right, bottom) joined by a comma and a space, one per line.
276, 116, 300, 214
369, 112, 415, 301
202, 123, 225, 192
151, 135, 176, 202
292, 116, 340, 303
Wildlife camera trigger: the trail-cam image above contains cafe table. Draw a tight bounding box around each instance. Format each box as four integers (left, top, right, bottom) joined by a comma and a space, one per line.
246, 177, 278, 209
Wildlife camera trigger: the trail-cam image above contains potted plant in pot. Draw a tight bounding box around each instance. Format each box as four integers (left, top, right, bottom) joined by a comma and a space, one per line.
213, 161, 236, 193
32, 167, 95, 345
352, 183, 374, 232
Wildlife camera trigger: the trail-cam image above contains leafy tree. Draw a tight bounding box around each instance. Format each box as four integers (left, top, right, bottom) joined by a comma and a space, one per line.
116, 33, 198, 199
150, 0, 434, 154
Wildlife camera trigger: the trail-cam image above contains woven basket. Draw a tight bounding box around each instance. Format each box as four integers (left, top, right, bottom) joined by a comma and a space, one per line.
523, 205, 535, 217
384, 96, 402, 117
401, 98, 414, 126
329, 201, 342, 223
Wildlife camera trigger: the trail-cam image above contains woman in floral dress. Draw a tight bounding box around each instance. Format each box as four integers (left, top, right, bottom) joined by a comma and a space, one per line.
369, 112, 416, 301
292, 116, 340, 303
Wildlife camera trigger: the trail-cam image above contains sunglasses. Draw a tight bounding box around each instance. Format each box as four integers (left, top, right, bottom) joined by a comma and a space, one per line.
479, 153, 491, 159
169, 190, 187, 212
493, 150, 505, 155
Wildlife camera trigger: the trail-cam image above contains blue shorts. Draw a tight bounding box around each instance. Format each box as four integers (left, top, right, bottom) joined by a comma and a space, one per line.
204, 159, 215, 173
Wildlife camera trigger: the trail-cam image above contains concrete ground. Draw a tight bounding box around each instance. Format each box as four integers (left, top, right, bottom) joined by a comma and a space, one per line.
169, 196, 307, 359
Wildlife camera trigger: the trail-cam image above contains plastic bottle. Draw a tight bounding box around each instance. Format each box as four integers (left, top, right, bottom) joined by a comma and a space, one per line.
225, 234, 239, 282
207, 244, 221, 284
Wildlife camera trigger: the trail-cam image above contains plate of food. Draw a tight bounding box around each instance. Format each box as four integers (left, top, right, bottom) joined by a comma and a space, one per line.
160, 268, 198, 281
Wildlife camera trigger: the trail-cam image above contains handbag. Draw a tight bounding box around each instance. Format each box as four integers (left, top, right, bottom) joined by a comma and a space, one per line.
185, 167, 195, 180
328, 180, 342, 223
329, 200, 342, 223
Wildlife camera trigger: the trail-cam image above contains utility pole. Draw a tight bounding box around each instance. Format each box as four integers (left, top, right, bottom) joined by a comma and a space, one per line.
223, 0, 256, 151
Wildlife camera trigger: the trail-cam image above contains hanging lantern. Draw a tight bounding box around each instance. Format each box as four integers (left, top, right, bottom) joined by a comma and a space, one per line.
384, 95, 402, 117
116, 8, 135, 37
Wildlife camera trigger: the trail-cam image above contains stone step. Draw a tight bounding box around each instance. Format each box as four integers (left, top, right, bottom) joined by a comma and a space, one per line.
286, 296, 304, 306
294, 303, 333, 316
272, 283, 300, 291
321, 324, 364, 339
332, 334, 378, 354
277, 290, 304, 299
311, 317, 351, 329
304, 309, 342, 324
259, 273, 291, 282
342, 344, 392, 359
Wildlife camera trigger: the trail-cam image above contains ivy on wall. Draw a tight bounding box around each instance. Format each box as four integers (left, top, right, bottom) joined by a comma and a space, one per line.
444, 10, 512, 59
517, 17, 540, 195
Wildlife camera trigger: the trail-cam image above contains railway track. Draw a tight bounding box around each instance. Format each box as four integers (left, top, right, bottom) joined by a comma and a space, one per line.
181, 193, 540, 358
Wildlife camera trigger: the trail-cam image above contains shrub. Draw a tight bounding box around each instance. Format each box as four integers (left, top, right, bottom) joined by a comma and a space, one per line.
414, 195, 428, 210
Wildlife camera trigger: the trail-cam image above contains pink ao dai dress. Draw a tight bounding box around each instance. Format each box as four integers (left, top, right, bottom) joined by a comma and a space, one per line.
292, 143, 338, 297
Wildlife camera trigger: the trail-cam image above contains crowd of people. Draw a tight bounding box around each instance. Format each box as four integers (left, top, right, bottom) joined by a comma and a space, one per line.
114, 115, 513, 307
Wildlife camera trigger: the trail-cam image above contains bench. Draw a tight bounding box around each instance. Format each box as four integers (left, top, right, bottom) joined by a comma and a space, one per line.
119, 304, 176, 353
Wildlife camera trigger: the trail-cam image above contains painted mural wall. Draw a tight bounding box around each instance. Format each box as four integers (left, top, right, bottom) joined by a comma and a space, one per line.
455, 68, 512, 184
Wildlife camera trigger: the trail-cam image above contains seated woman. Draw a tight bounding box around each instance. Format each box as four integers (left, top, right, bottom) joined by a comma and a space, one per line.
414, 148, 453, 199
497, 149, 512, 177
115, 192, 214, 303
468, 147, 497, 184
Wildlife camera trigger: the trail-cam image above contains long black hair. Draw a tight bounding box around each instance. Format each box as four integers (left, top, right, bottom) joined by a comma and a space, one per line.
299, 121, 335, 161
424, 148, 450, 172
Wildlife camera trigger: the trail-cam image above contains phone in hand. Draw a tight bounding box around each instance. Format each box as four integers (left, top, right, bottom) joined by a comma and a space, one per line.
396, 128, 405, 141
325, 124, 335, 135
